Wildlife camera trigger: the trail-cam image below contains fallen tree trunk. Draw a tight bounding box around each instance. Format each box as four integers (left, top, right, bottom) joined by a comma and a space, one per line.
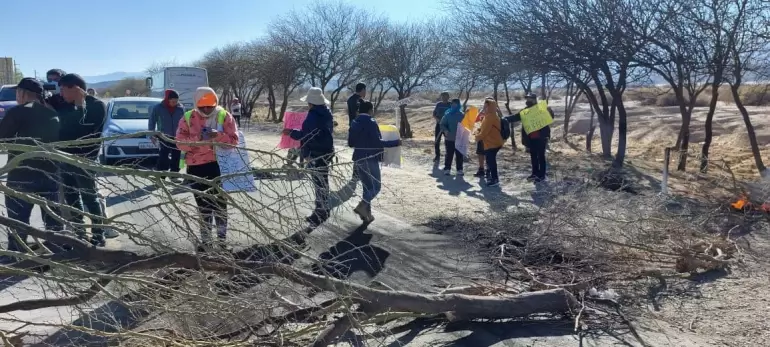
0, 215, 580, 342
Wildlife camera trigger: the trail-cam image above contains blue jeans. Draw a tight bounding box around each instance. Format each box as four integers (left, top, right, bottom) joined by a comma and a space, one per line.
484, 147, 501, 181
354, 159, 382, 205
5, 181, 63, 252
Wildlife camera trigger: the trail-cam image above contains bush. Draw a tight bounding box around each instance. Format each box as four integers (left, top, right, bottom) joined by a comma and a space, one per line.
717, 85, 770, 106
654, 92, 709, 107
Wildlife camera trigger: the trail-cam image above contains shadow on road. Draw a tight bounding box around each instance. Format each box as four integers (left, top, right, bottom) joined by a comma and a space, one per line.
432, 166, 473, 196
311, 224, 390, 279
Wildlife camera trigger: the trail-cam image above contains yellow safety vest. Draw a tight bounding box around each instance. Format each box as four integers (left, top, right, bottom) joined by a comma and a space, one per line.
519, 100, 553, 134
179, 109, 228, 169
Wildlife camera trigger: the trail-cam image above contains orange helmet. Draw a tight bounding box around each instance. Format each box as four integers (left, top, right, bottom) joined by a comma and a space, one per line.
197, 92, 218, 107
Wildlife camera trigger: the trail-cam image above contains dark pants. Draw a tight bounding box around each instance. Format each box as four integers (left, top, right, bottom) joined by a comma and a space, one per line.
156, 138, 181, 174
485, 147, 501, 181
60, 164, 106, 238
187, 161, 227, 241
443, 140, 463, 171
434, 123, 443, 159
5, 181, 63, 252
308, 156, 331, 212
233, 115, 241, 127
529, 138, 548, 179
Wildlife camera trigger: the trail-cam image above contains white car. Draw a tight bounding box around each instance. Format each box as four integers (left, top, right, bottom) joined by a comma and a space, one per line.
99, 97, 162, 165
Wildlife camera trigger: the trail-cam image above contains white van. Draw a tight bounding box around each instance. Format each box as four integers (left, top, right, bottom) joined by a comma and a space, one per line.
146, 67, 209, 109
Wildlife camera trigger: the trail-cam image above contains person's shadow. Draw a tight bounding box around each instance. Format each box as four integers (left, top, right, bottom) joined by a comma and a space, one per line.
311, 224, 390, 279
432, 167, 472, 196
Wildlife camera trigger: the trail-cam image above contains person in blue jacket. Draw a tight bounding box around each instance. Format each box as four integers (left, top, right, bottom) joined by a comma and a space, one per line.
347, 100, 400, 223
439, 99, 466, 175
282, 87, 335, 226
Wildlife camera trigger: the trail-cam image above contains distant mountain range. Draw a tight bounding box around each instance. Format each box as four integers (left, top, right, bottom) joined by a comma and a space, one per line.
83, 71, 145, 90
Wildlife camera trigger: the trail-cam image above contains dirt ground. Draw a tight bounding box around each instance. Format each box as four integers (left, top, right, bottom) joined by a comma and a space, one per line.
242, 98, 770, 346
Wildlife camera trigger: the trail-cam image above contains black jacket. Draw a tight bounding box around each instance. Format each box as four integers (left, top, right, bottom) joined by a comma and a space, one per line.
0, 101, 61, 184
58, 96, 107, 159
346, 94, 362, 124
505, 105, 554, 147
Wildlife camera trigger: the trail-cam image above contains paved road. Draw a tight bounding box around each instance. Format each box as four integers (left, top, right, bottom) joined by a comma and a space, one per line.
0, 154, 491, 346
0, 150, 711, 346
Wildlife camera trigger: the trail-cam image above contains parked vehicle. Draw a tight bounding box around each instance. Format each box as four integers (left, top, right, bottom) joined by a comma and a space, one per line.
99, 97, 162, 165
146, 67, 208, 110
0, 84, 17, 121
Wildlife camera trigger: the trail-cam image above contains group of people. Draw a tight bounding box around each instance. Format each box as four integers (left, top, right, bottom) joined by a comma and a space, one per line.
281, 83, 398, 226
0, 69, 243, 255
432, 92, 553, 184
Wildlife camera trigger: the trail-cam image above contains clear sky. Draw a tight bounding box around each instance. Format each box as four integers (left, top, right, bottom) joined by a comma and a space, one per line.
5, 0, 445, 79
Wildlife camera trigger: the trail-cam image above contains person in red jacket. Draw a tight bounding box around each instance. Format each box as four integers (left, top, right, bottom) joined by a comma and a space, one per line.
176, 87, 239, 252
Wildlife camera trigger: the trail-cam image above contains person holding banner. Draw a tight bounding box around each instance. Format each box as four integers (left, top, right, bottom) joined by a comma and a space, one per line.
347, 100, 401, 223
176, 87, 239, 252
439, 99, 466, 175
432, 92, 451, 163
283, 87, 336, 226
505, 93, 554, 182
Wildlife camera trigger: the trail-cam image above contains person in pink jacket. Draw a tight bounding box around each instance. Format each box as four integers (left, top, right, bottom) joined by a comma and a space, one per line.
176, 87, 239, 252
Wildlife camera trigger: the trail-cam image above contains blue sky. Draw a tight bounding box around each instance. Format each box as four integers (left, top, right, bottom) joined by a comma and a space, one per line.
5, 0, 445, 78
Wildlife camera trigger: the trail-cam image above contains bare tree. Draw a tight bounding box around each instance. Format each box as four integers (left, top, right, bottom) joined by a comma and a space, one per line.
199, 43, 263, 118
249, 40, 305, 122
367, 21, 450, 138
144, 59, 179, 76
723, 0, 770, 177
631, 0, 711, 171
269, 1, 372, 110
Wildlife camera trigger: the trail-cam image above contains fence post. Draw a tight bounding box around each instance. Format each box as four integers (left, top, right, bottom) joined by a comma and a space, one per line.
662, 147, 671, 195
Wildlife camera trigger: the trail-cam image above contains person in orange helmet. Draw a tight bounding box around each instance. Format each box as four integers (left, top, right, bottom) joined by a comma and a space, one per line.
176, 87, 239, 252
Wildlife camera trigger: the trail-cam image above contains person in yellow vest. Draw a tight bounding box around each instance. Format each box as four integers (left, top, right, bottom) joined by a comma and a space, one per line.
176, 87, 239, 252
504, 93, 554, 182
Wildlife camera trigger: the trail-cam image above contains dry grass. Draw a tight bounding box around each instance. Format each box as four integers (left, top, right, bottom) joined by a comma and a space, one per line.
624, 85, 770, 107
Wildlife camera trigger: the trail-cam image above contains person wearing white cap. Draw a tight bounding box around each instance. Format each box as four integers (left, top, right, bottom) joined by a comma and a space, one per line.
282, 87, 335, 226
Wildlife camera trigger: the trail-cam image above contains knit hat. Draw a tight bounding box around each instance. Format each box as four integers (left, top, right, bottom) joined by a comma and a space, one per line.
195, 87, 218, 107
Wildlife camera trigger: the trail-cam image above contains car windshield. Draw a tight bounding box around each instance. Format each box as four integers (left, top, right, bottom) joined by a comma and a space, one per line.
111, 101, 159, 119
0, 87, 16, 102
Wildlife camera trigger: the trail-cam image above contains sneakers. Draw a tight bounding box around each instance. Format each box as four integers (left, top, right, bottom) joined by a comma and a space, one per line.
486, 179, 500, 187
456, 170, 464, 176
474, 168, 485, 177
444, 169, 451, 176
102, 229, 120, 239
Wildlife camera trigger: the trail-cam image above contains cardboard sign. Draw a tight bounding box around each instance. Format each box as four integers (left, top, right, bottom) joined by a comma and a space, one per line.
520, 100, 553, 134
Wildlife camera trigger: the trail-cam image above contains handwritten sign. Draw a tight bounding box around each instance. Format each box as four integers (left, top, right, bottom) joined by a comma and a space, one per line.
217, 130, 256, 192
455, 126, 471, 156
520, 100, 553, 134
278, 112, 308, 149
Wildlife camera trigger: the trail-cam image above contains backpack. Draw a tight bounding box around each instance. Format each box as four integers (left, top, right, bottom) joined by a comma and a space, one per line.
500, 116, 511, 141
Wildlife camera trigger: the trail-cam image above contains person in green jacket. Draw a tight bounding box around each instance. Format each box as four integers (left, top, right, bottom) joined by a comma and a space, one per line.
57, 73, 117, 246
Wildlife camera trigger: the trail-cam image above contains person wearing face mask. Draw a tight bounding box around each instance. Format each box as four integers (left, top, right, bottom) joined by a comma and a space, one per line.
439, 99, 466, 176
504, 93, 555, 182
44, 69, 67, 111
176, 87, 239, 252
57, 73, 117, 245
0, 78, 64, 256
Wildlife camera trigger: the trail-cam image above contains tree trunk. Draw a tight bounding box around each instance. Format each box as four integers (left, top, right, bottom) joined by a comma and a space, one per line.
612, 98, 628, 168
493, 82, 500, 102
587, 103, 596, 153
730, 84, 768, 177
540, 72, 547, 99
278, 85, 291, 122
700, 82, 721, 173
398, 104, 412, 138
503, 81, 513, 115
267, 86, 277, 121
675, 89, 692, 171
